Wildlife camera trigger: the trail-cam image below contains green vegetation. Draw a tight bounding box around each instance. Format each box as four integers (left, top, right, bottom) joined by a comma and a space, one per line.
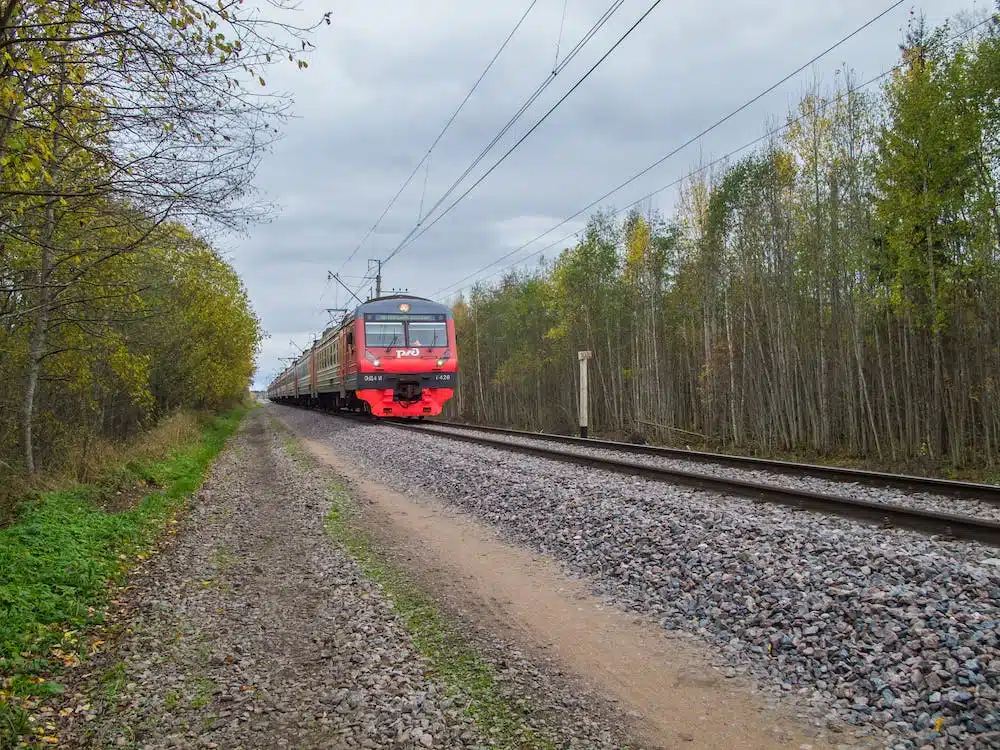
0, 0, 328, 484
449, 6, 1000, 474
290, 450, 559, 748
0, 407, 246, 749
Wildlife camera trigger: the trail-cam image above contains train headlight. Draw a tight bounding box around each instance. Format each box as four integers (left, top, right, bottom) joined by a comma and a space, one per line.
364, 349, 381, 367
436, 358, 444, 367
436, 349, 451, 368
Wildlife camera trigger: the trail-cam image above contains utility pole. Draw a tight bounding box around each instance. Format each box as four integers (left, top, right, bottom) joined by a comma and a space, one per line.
368, 258, 382, 298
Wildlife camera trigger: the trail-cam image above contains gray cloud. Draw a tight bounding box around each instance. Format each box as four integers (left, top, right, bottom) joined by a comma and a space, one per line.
232, 0, 975, 388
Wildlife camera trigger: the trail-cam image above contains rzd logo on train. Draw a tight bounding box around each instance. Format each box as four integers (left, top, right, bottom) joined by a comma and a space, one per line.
396, 348, 420, 357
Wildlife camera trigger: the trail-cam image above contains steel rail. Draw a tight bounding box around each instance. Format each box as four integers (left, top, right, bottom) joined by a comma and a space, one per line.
386, 420, 1000, 548
414, 419, 1000, 504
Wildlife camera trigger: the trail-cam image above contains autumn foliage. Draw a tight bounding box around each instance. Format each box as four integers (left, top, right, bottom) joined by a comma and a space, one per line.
0, 0, 326, 478
449, 9, 1000, 471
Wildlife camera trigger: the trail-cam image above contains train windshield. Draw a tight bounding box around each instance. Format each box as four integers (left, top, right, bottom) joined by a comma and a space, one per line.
364, 313, 448, 348
364, 321, 403, 348
407, 321, 447, 347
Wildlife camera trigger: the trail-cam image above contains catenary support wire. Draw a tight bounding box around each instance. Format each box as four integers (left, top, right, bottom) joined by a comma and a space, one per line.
433, 13, 996, 300
430, 0, 918, 297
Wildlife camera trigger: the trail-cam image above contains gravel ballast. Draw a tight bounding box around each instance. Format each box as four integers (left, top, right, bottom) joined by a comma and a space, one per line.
275, 405, 1000, 750
413, 425, 1000, 523
55, 410, 628, 749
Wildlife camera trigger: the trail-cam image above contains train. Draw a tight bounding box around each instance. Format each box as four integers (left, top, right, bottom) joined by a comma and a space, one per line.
266, 294, 458, 418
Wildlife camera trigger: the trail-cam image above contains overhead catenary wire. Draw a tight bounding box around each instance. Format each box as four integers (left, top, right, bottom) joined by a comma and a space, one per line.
340, 0, 627, 304
554, 0, 571, 70
373, 1, 627, 265
429, 0, 915, 298
405, 0, 625, 228
333, 0, 540, 277
380, 0, 661, 267
341, 0, 625, 306
433, 12, 998, 301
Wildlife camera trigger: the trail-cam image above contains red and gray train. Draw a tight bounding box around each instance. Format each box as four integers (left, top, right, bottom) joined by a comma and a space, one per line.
267, 294, 458, 418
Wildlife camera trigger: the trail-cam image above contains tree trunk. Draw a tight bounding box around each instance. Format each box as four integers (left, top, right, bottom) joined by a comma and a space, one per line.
21, 62, 65, 474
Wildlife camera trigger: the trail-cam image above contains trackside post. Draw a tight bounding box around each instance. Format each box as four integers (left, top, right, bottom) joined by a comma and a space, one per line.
578, 350, 592, 438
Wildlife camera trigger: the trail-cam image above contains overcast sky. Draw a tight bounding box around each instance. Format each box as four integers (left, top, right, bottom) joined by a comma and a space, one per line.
230, 0, 982, 389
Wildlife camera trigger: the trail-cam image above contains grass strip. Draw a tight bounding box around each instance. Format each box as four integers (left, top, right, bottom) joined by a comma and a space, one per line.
0, 407, 248, 748
277, 436, 557, 749
323, 485, 558, 749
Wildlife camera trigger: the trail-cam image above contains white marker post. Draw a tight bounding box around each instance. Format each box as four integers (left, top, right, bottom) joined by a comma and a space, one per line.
578, 350, 592, 438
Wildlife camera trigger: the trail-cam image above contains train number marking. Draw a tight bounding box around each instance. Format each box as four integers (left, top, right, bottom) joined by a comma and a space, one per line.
396, 348, 420, 357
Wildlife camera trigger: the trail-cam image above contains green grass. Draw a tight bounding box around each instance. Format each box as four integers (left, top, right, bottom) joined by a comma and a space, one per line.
0, 407, 247, 748
318, 473, 558, 749
99, 662, 127, 702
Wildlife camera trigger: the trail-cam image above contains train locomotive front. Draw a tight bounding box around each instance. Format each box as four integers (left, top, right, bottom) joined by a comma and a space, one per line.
266, 294, 459, 417
352, 296, 457, 417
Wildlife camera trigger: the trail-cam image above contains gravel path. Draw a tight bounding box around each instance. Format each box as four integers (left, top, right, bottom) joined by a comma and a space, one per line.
275, 406, 1000, 750
412, 425, 1000, 523
55, 410, 627, 749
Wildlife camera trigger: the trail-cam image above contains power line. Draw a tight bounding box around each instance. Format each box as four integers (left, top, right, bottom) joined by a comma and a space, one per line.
333, 0, 540, 276
431, 0, 913, 297
435, 13, 998, 300
554, 0, 570, 69
376, 0, 629, 266
383, 0, 657, 266
339, 0, 626, 304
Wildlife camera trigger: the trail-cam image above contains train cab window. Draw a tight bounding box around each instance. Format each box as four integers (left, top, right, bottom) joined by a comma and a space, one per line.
407, 321, 447, 347
365, 321, 404, 348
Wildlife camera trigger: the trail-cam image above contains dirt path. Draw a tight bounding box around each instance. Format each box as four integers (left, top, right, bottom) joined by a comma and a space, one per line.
54, 409, 638, 750
55, 412, 489, 749
291, 425, 845, 750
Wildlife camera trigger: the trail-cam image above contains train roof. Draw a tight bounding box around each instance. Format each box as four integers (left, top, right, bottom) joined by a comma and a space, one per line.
351, 294, 451, 318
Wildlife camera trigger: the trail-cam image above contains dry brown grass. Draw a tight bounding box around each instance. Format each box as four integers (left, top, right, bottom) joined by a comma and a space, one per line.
78, 411, 203, 480
0, 410, 206, 527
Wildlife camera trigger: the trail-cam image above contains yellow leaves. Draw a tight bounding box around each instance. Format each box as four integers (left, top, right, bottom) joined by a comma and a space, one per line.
49, 648, 81, 668
0, 82, 20, 105
772, 149, 796, 185
624, 215, 652, 281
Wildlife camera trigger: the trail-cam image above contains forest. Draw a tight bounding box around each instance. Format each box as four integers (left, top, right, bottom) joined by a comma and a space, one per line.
0, 1, 323, 492
448, 7, 1000, 471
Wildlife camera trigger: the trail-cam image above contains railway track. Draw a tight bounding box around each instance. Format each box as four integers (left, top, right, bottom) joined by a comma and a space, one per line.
417, 419, 1000, 502
377, 417, 1000, 548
